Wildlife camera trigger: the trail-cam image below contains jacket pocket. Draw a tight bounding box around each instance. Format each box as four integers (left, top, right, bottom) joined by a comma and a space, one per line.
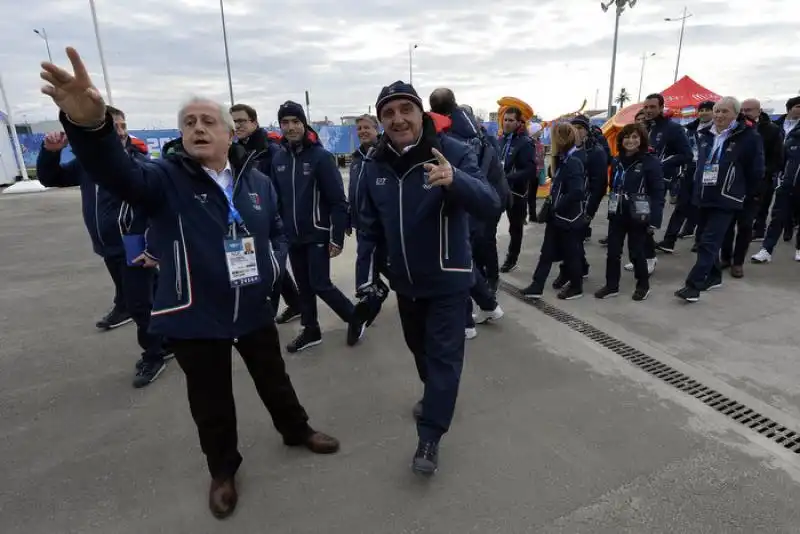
173, 240, 183, 299
721, 165, 745, 203
312, 183, 330, 231
439, 209, 471, 272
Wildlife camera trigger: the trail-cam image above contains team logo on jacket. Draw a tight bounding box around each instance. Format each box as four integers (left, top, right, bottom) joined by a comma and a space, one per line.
422, 172, 432, 190
194, 193, 208, 204
303, 162, 311, 175
276, 165, 286, 172
376, 177, 387, 185
248, 192, 261, 211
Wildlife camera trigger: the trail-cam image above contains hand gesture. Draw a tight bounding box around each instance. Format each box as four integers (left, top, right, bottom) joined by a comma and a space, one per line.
329, 244, 342, 258
40, 47, 106, 126
132, 252, 159, 268
424, 148, 454, 188
43, 131, 68, 152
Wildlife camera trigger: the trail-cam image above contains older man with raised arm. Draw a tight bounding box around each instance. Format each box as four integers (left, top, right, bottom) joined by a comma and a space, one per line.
40, 47, 339, 520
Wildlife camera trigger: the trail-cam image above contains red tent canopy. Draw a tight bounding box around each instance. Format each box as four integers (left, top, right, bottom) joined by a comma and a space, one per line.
661, 75, 721, 115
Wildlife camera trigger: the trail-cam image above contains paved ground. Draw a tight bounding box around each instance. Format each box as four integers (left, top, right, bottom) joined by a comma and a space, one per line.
2, 186, 800, 533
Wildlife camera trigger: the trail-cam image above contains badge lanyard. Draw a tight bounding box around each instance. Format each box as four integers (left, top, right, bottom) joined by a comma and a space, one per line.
219, 181, 249, 235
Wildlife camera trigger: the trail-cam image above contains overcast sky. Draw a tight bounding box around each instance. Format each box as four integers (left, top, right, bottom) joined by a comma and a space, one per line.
2, 0, 798, 129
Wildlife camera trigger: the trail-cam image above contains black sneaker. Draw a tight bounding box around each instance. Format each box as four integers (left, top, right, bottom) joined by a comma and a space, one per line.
411, 440, 439, 476
521, 283, 543, 299
96, 307, 132, 330
655, 240, 675, 254
701, 278, 723, 291
412, 400, 423, 421
598, 237, 609, 246
783, 228, 793, 242
674, 286, 700, 302
136, 348, 173, 371
346, 317, 367, 347
557, 285, 583, 300
132, 360, 166, 388
678, 230, 695, 239
500, 260, 517, 273
275, 307, 301, 324
594, 286, 619, 299
552, 273, 569, 290
287, 327, 322, 353
632, 287, 650, 301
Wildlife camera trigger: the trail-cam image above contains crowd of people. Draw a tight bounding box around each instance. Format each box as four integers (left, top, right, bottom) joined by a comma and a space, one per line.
36, 46, 799, 519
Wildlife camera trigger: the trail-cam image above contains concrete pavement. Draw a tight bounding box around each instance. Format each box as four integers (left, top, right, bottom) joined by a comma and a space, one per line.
2, 188, 800, 533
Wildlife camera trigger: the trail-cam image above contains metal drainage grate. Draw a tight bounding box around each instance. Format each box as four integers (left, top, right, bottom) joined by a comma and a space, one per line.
499, 280, 800, 454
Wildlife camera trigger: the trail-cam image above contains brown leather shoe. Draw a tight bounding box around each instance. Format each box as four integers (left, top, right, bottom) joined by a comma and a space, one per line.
208, 476, 238, 519
302, 431, 340, 454
731, 265, 744, 278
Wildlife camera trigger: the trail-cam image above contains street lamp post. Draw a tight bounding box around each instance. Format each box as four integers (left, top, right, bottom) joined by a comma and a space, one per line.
637, 52, 655, 102
88, 0, 113, 105
408, 43, 418, 85
33, 28, 53, 63
665, 6, 693, 83
219, 0, 235, 106
601, 0, 637, 117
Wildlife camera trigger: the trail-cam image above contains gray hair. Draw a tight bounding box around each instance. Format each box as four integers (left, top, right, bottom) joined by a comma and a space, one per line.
714, 96, 741, 114
355, 114, 379, 128
177, 96, 235, 131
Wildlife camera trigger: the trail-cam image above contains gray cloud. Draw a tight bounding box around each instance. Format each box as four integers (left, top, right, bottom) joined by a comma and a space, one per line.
2, 0, 797, 129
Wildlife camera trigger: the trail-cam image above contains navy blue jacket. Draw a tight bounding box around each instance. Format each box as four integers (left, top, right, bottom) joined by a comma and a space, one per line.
236, 128, 280, 178
500, 131, 537, 196
778, 122, 800, 193
37, 139, 151, 259
608, 152, 666, 228
649, 114, 693, 182
548, 149, 586, 229
693, 120, 765, 210
576, 139, 609, 218
271, 132, 348, 248
347, 142, 377, 232
60, 112, 288, 340
355, 115, 500, 298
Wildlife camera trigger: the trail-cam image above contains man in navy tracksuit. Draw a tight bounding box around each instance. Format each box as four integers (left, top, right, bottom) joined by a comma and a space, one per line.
230, 103, 302, 324
639, 94, 692, 273
45, 54, 340, 516
271, 101, 366, 353
499, 108, 538, 273
356, 81, 499, 476
675, 97, 764, 302
37, 106, 168, 388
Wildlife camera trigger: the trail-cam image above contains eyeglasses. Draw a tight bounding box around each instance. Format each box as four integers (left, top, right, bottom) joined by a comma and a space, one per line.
233, 119, 251, 125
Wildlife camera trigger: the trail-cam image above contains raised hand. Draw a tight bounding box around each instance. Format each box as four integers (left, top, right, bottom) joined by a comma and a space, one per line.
43, 131, 68, 152
424, 148, 454, 187
40, 47, 106, 126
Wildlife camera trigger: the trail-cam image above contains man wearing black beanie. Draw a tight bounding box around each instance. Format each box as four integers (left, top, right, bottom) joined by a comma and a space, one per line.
355, 80, 500, 476
270, 100, 367, 353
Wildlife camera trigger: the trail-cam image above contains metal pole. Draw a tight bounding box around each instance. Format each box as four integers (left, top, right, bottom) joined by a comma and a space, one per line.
0, 74, 30, 181
408, 44, 413, 85
674, 6, 687, 83
35, 29, 53, 63
88, 0, 113, 105
606, 5, 622, 116
219, 0, 235, 106
638, 53, 645, 102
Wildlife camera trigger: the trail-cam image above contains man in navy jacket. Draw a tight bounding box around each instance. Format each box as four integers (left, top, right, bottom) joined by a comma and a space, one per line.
675, 97, 764, 302
37, 106, 168, 388
271, 101, 366, 353
355, 81, 500, 476
40, 48, 340, 519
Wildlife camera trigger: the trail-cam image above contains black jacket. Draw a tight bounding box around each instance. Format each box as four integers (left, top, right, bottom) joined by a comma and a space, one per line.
236, 128, 279, 177
755, 112, 784, 182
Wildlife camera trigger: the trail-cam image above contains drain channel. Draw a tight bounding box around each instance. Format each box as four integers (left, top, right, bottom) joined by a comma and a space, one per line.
499, 280, 800, 454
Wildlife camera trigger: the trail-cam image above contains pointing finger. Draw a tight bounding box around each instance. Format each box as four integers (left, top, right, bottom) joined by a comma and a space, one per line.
66, 47, 91, 84
41, 63, 74, 85
431, 148, 448, 164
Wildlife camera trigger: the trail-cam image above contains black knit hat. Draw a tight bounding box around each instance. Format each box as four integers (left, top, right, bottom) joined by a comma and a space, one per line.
570, 114, 591, 131
278, 100, 307, 125
698, 100, 715, 112
375, 81, 423, 117
786, 96, 800, 112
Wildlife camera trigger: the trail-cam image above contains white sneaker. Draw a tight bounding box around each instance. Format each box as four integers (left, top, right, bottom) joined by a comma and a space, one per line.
647, 258, 657, 274
751, 249, 772, 264
795, 250, 800, 262
624, 262, 634, 271
465, 327, 477, 340
473, 305, 504, 324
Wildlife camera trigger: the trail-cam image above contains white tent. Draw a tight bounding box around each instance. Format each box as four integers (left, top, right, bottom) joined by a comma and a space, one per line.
0, 110, 19, 185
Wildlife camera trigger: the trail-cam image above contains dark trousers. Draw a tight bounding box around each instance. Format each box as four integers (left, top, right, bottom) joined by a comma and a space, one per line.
103, 256, 127, 311
526, 180, 538, 220
605, 217, 649, 290
397, 291, 468, 443
289, 243, 354, 329
753, 181, 776, 235
532, 223, 584, 290
663, 176, 697, 243
171, 323, 312, 481
762, 189, 800, 253
271, 272, 301, 312
466, 266, 497, 328
505, 195, 527, 264
473, 214, 501, 287
686, 207, 735, 289
721, 197, 757, 265
646, 181, 672, 259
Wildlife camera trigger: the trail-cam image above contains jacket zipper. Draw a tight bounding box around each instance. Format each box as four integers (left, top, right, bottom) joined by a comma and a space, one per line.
393, 160, 434, 284
291, 153, 299, 235
173, 239, 183, 299
443, 216, 449, 259
230, 151, 256, 326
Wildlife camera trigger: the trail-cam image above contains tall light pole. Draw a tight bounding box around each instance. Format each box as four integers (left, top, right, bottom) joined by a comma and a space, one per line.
408, 43, 418, 85
665, 6, 693, 83
88, 0, 113, 105
637, 52, 655, 102
219, 0, 235, 106
33, 28, 52, 63
601, 0, 637, 117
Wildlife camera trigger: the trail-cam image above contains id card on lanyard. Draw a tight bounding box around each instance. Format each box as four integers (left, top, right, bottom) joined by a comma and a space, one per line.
702, 143, 723, 186
219, 181, 261, 287
608, 165, 625, 214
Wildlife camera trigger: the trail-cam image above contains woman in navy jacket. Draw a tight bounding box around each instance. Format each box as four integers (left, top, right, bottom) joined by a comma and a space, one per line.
596, 123, 664, 301
521, 123, 586, 300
